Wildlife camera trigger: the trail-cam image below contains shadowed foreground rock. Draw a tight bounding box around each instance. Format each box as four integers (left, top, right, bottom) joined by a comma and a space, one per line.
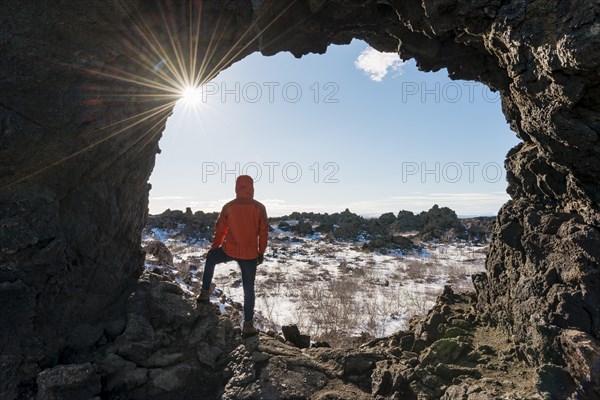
1, 0, 600, 398
25, 275, 555, 399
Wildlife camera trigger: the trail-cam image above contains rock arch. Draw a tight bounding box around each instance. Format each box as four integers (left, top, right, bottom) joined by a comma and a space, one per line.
1, 0, 599, 397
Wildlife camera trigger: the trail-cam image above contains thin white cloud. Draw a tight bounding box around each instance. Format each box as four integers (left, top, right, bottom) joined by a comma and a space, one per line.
261, 199, 341, 217
354, 47, 405, 82
149, 192, 509, 218
351, 192, 510, 217
150, 195, 189, 201
187, 199, 230, 211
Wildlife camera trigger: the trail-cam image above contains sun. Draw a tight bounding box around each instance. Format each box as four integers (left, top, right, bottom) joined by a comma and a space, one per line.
181, 86, 203, 106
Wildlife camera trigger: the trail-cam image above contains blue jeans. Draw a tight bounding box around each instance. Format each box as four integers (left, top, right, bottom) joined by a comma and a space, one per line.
201, 247, 257, 322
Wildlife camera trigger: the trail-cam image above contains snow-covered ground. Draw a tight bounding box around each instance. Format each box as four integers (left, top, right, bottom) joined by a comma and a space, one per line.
143, 225, 487, 345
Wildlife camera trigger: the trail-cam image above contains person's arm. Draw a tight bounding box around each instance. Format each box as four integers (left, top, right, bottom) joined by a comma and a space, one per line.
257, 205, 268, 255
211, 205, 228, 249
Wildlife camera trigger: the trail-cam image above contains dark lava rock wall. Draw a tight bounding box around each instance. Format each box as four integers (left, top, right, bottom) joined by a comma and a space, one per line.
1, 0, 599, 396
0, 1, 258, 396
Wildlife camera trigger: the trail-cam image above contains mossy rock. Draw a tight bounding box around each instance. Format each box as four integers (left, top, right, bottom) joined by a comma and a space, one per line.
419, 338, 472, 365
441, 327, 470, 340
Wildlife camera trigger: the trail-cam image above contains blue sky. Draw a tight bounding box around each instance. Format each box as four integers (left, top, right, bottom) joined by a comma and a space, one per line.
149, 39, 520, 217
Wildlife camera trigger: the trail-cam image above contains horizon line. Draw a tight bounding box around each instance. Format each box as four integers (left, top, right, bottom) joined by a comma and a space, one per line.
148, 206, 498, 219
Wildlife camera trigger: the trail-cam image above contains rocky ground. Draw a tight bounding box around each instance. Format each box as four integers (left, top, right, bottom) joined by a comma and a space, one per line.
29, 272, 551, 400
16, 206, 593, 399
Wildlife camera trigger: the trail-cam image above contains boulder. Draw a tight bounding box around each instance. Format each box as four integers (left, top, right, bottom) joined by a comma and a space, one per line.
282, 325, 311, 349
143, 240, 174, 266
36, 363, 100, 400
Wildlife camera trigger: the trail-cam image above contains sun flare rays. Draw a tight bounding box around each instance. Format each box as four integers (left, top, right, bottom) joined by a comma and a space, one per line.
5, 0, 303, 188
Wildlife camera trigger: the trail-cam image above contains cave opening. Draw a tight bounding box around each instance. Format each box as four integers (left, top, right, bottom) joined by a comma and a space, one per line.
144, 38, 520, 341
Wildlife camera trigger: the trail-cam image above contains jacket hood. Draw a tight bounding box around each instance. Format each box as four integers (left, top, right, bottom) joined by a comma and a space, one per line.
235, 175, 254, 199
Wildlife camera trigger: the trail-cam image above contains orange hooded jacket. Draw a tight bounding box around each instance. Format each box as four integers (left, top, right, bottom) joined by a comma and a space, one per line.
210, 175, 268, 260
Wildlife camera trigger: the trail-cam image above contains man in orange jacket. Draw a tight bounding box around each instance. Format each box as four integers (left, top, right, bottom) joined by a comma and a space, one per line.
197, 175, 268, 337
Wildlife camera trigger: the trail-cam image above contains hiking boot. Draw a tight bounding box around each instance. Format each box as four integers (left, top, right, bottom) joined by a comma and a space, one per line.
196, 288, 210, 304
242, 320, 258, 338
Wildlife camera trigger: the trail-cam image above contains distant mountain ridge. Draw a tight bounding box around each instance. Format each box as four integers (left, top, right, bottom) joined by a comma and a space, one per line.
145, 205, 495, 253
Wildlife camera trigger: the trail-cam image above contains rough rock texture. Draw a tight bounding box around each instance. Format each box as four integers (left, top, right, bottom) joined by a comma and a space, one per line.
143, 240, 174, 267
1, 0, 599, 398
94, 279, 556, 399
217, 285, 545, 399
9, 269, 552, 399
36, 363, 100, 400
